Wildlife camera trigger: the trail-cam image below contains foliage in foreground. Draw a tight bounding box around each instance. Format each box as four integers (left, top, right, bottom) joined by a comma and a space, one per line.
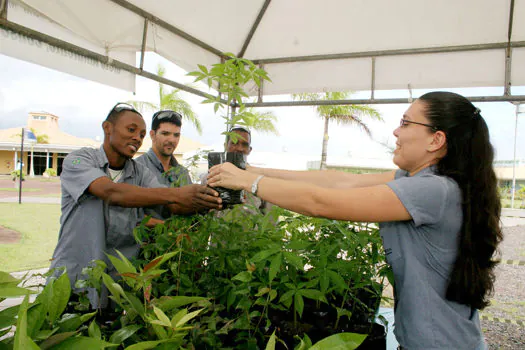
1, 206, 389, 349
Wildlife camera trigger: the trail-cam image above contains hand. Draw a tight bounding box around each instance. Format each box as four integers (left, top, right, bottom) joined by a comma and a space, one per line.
176, 184, 222, 211
208, 162, 255, 191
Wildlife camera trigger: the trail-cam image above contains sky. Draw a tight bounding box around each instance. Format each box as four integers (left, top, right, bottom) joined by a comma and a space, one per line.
1, 52, 525, 166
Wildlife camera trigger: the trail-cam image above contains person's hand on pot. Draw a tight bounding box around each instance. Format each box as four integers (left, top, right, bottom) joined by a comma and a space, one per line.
208, 162, 258, 191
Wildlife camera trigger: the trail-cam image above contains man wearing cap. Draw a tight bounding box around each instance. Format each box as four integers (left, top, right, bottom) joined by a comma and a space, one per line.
49, 103, 222, 308
203, 126, 272, 215
136, 110, 192, 219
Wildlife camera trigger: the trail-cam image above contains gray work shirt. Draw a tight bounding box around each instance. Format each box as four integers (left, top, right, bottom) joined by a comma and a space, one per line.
379, 167, 484, 349
135, 148, 192, 219
49, 146, 165, 307
135, 148, 192, 188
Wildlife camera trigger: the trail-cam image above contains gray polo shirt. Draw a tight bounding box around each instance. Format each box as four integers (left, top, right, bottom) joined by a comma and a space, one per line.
49, 146, 165, 307
135, 148, 192, 188
379, 167, 484, 349
135, 148, 192, 219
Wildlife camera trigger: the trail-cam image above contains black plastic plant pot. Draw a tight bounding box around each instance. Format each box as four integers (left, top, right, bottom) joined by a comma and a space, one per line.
208, 151, 247, 206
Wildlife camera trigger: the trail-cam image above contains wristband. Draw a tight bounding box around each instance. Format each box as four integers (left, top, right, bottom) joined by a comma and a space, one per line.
251, 175, 265, 196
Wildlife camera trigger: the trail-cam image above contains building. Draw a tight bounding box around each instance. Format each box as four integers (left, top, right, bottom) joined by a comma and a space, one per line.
0, 112, 206, 176
494, 160, 525, 189
0, 112, 100, 176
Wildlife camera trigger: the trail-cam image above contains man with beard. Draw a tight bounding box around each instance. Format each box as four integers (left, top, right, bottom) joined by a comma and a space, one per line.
49, 103, 222, 308
136, 110, 192, 219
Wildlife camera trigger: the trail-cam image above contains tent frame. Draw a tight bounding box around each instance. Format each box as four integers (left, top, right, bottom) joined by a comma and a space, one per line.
1, 0, 525, 106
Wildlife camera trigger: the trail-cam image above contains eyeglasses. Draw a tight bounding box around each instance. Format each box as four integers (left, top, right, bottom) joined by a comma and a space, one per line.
152, 110, 182, 123
106, 102, 141, 120
399, 118, 438, 132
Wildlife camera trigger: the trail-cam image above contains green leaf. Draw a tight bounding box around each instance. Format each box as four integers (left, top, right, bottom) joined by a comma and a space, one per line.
26, 303, 46, 338
0, 286, 35, 298
109, 325, 142, 344
124, 339, 181, 350
327, 270, 348, 291
269, 253, 282, 282
34, 327, 59, 340
251, 248, 280, 263
151, 296, 207, 312
0, 304, 19, 329
57, 314, 82, 333
198, 64, 209, 74
298, 289, 327, 303
279, 290, 295, 306
174, 308, 203, 328
48, 272, 71, 324
107, 252, 137, 287
309, 332, 367, 350
152, 306, 171, 327
336, 307, 352, 320
232, 271, 252, 283
265, 330, 276, 350
124, 291, 145, 317
294, 294, 304, 318
320, 271, 330, 293
88, 319, 101, 339
13, 294, 39, 350
79, 311, 97, 323
102, 274, 122, 304
48, 336, 118, 349
255, 287, 270, 297
39, 331, 77, 350
283, 252, 304, 271
169, 308, 187, 329
0, 271, 20, 284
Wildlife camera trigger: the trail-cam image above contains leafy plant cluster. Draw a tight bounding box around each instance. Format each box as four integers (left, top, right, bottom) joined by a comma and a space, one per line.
0, 206, 388, 349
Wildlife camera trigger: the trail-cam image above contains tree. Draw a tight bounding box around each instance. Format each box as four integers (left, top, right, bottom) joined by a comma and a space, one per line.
128, 64, 202, 134
31, 128, 49, 144
188, 54, 279, 143
293, 92, 382, 170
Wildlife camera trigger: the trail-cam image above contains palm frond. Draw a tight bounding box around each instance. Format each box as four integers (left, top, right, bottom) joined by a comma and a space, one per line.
162, 90, 202, 134
126, 101, 159, 114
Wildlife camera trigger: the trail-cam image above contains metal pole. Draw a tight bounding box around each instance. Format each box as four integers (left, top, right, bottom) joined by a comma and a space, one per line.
18, 128, 24, 204
511, 104, 519, 208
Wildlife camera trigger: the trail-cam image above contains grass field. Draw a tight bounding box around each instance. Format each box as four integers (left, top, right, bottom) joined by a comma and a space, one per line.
0, 203, 60, 272
0, 188, 42, 192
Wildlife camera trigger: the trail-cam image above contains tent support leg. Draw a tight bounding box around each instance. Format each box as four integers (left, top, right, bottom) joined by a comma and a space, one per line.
139, 18, 148, 71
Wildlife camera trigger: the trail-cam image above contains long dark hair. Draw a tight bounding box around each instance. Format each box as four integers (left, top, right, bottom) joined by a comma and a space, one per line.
419, 91, 502, 310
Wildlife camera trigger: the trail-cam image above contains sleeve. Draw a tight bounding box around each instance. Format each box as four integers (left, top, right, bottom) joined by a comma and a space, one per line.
386, 174, 448, 227
60, 149, 107, 203
136, 162, 169, 220
139, 165, 166, 189
181, 167, 193, 186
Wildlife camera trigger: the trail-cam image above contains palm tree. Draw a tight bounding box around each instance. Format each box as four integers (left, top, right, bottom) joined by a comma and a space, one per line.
293, 92, 382, 170
31, 128, 49, 144
128, 64, 202, 134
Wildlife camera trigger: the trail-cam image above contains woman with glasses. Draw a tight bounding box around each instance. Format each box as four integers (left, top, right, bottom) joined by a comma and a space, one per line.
208, 91, 501, 349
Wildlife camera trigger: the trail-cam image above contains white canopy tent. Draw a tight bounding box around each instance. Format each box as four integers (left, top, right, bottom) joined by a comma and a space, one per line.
1, 0, 525, 106
1, 0, 525, 203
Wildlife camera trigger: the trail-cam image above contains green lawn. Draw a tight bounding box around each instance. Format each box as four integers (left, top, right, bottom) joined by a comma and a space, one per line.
0, 203, 60, 272
501, 198, 524, 209
0, 188, 42, 192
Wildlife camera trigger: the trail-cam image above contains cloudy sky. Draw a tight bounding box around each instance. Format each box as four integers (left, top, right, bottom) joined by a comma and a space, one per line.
1, 52, 524, 165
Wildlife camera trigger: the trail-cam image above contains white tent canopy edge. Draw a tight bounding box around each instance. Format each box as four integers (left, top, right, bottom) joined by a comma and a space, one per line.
1, 0, 525, 105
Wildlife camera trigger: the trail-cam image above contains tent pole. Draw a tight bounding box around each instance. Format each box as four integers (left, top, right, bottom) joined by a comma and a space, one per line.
511, 104, 519, 208
139, 18, 148, 71
0, 0, 7, 19
0, 19, 225, 102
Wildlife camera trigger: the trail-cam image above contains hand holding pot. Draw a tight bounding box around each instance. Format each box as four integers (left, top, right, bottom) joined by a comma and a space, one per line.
208, 162, 258, 191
